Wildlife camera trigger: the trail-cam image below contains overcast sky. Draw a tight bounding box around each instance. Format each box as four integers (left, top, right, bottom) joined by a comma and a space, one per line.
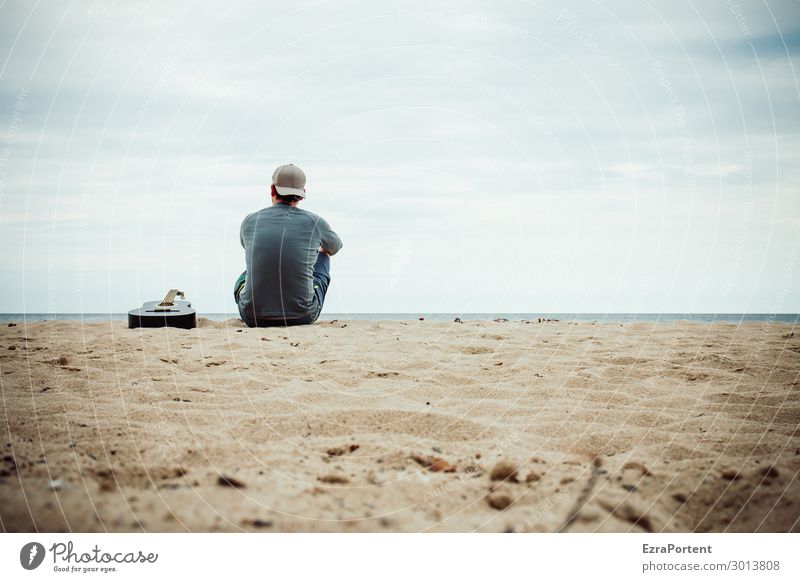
1, 0, 798, 314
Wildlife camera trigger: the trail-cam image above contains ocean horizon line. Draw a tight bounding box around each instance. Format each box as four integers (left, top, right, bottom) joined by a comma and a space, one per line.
1, 313, 798, 324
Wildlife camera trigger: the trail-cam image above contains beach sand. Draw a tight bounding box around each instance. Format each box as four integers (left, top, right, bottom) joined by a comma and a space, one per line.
1, 318, 798, 532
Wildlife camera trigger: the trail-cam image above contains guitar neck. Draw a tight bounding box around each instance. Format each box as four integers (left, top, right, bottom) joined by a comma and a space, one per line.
158, 289, 184, 307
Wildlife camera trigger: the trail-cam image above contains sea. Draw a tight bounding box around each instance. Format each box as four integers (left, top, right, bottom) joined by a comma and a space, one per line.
0, 313, 797, 324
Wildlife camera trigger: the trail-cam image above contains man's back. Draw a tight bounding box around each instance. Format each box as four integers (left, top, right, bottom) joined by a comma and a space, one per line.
238, 204, 342, 321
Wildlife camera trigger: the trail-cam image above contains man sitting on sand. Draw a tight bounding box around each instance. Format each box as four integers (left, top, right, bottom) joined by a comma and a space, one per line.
234, 164, 343, 327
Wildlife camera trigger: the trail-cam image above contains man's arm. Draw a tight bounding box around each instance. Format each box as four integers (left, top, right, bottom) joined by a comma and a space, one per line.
317, 218, 343, 256
240, 214, 253, 249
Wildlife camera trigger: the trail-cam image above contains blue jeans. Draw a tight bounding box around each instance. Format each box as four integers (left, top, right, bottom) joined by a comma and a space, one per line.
234, 252, 331, 327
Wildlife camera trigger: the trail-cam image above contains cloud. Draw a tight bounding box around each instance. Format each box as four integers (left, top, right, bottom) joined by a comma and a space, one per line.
1, 0, 798, 313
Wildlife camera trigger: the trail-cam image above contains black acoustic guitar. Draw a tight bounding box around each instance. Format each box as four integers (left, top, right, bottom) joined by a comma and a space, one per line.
128, 289, 197, 329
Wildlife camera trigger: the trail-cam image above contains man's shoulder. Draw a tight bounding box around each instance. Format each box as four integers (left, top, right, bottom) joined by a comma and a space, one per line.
295, 207, 321, 221
294, 207, 334, 227
242, 206, 328, 227
241, 206, 277, 226
242, 207, 265, 221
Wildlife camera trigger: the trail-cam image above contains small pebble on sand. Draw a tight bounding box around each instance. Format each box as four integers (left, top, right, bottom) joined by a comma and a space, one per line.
217, 475, 246, 488
487, 490, 512, 510
490, 460, 518, 482
526, 472, 542, 483
318, 474, 350, 484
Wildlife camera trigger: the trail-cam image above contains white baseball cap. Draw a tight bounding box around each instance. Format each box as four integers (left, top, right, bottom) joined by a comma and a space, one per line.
271, 163, 306, 198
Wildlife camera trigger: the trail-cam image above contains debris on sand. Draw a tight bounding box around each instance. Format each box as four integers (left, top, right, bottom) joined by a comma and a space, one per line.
242, 518, 273, 528
720, 467, 741, 481
487, 489, 512, 510
490, 460, 518, 482
367, 471, 387, 485
217, 474, 246, 488
412, 454, 456, 473
525, 471, 542, 483
327, 444, 360, 457
759, 465, 780, 479
622, 461, 652, 477
317, 474, 350, 484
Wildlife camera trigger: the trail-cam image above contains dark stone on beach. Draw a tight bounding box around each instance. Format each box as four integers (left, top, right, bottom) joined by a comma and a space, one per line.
720, 468, 740, 481
490, 461, 518, 482
217, 474, 246, 488
759, 465, 780, 479
622, 484, 637, 492
525, 471, 541, 483
326, 444, 359, 457
7, 323, 16, 327
250, 518, 273, 528
317, 474, 350, 484
412, 454, 456, 473
8, 346, 15, 350
487, 490, 512, 510
454, 317, 462, 323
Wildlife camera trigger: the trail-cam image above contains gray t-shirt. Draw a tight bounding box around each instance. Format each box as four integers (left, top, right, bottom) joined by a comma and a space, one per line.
238, 204, 342, 320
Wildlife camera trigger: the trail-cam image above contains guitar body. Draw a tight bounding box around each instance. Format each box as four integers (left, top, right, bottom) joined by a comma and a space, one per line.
128, 291, 197, 329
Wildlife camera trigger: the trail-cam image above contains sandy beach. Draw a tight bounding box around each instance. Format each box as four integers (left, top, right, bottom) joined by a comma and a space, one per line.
0, 318, 798, 532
